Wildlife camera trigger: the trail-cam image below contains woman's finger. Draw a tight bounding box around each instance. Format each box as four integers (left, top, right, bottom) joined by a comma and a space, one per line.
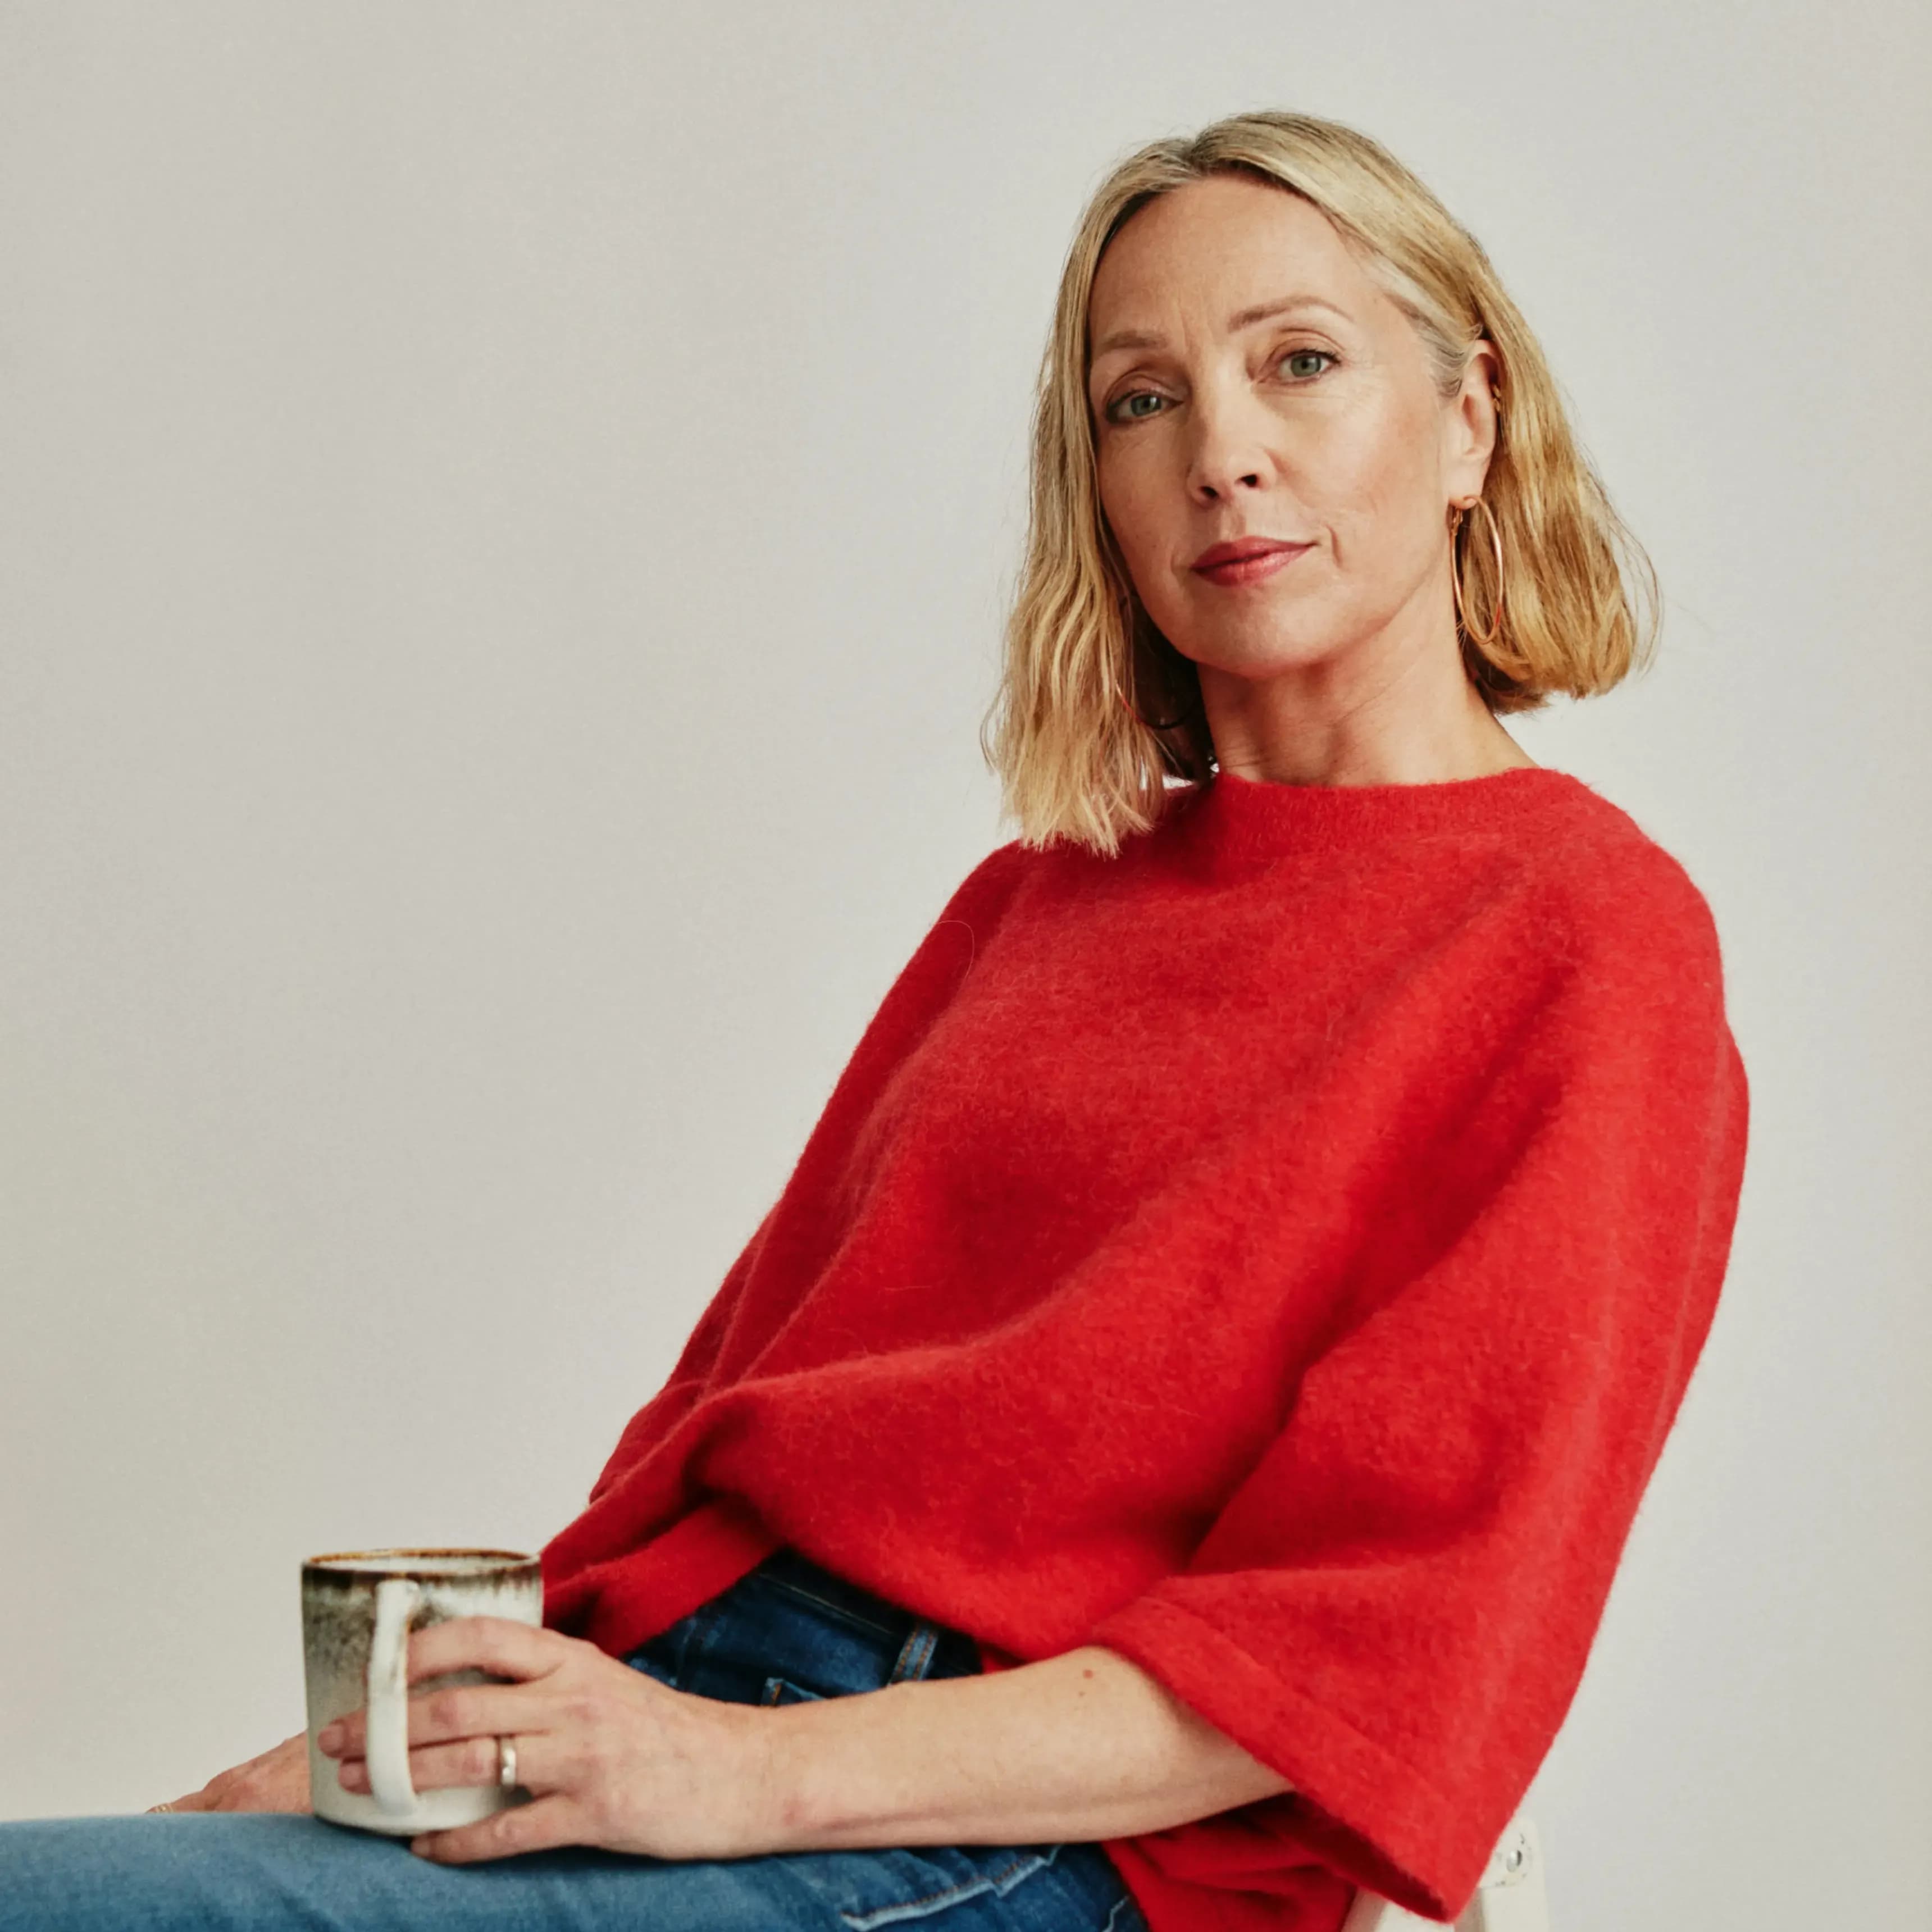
321, 1680, 548, 1760
332, 1730, 559, 1798
409, 1792, 584, 1865
404, 1616, 570, 1687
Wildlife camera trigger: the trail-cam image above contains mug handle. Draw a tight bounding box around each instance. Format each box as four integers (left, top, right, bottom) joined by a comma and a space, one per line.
364, 1576, 422, 1817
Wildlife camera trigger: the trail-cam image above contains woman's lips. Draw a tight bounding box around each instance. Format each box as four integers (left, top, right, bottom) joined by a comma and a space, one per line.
1192, 544, 1311, 587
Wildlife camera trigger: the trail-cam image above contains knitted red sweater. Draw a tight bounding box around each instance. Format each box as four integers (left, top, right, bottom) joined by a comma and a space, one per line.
541, 765, 1751, 1930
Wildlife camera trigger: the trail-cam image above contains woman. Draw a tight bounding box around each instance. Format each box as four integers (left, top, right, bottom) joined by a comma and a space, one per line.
2, 109, 1749, 1932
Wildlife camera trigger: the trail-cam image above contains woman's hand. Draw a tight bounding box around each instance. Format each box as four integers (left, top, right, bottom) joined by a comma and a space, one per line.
158, 1731, 311, 1813
316, 1618, 775, 1865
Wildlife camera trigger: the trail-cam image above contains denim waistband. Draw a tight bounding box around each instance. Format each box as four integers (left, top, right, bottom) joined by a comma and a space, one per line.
745, 1547, 937, 1637
624, 1543, 985, 1706
742, 1547, 985, 1680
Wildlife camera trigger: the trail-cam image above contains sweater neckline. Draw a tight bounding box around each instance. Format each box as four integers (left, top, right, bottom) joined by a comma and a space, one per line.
1167, 762, 1592, 864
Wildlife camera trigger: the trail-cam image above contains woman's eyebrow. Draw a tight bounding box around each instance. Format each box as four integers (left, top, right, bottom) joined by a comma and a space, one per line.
1091, 294, 1352, 361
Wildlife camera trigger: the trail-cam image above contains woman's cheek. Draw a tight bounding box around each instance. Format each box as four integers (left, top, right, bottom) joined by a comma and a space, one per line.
1120, 498, 1174, 603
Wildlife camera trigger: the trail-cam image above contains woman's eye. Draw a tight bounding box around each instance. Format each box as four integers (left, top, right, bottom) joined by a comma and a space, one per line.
1108, 390, 1165, 423
1102, 350, 1334, 424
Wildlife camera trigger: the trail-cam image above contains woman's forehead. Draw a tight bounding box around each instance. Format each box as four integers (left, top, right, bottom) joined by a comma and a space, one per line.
1088, 189, 1381, 361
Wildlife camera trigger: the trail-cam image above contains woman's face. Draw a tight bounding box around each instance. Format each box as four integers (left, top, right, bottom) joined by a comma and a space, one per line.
1086, 174, 1496, 705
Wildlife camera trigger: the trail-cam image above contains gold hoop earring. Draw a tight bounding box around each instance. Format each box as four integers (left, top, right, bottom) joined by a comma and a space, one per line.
1450, 496, 1506, 648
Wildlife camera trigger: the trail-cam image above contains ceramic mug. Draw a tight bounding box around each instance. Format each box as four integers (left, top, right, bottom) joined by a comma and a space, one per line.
300, 1547, 544, 1835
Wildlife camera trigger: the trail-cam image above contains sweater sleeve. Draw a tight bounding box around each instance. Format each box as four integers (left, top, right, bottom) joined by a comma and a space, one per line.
1085, 863, 1752, 1924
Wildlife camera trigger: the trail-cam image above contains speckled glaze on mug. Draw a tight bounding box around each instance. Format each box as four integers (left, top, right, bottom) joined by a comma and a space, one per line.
300, 1548, 543, 1835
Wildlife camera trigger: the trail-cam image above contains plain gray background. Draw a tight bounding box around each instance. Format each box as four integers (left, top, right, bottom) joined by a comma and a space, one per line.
2, 3, 1926, 1925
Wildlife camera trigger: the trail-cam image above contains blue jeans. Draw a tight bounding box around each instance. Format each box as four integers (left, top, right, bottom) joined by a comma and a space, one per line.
0, 1546, 1150, 1932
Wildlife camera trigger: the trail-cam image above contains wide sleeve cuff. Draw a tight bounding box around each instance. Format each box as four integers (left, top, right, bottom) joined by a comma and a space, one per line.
1088, 1592, 1473, 1920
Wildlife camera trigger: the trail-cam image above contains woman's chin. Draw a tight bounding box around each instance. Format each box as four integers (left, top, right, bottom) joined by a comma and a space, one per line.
1183, 627, 1352, 689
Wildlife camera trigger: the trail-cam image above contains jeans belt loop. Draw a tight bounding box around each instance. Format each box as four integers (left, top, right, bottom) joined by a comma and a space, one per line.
887, 1618, 941, 1685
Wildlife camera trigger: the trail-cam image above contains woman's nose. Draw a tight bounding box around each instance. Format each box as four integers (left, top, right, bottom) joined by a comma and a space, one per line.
1183, 388, 1272, 500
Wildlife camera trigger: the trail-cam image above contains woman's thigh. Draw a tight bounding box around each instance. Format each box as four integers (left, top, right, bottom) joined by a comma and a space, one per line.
0, 1813, 1143, 1932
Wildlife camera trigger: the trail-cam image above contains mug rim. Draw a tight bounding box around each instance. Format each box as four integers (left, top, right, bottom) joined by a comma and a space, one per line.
302, 1546, 540, 1574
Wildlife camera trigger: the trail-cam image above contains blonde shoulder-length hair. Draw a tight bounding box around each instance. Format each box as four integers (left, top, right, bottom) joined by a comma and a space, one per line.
979, 110, 1660, 856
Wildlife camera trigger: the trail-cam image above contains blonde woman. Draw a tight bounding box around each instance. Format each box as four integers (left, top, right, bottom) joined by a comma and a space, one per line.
3, 110, 1748, 1932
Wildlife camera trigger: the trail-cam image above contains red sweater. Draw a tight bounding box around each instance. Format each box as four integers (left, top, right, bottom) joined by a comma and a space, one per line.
542, 764, 1751, 1930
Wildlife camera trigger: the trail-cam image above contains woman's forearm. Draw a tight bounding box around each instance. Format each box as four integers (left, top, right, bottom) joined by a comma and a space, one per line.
755, 1642, 1293, 1851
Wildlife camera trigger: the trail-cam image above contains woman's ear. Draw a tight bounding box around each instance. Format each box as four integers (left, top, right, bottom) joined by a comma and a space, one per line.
1445, 340, 1502, 504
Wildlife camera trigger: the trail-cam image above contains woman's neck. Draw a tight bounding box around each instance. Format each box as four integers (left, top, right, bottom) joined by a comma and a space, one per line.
1195, 633, 1533, 787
